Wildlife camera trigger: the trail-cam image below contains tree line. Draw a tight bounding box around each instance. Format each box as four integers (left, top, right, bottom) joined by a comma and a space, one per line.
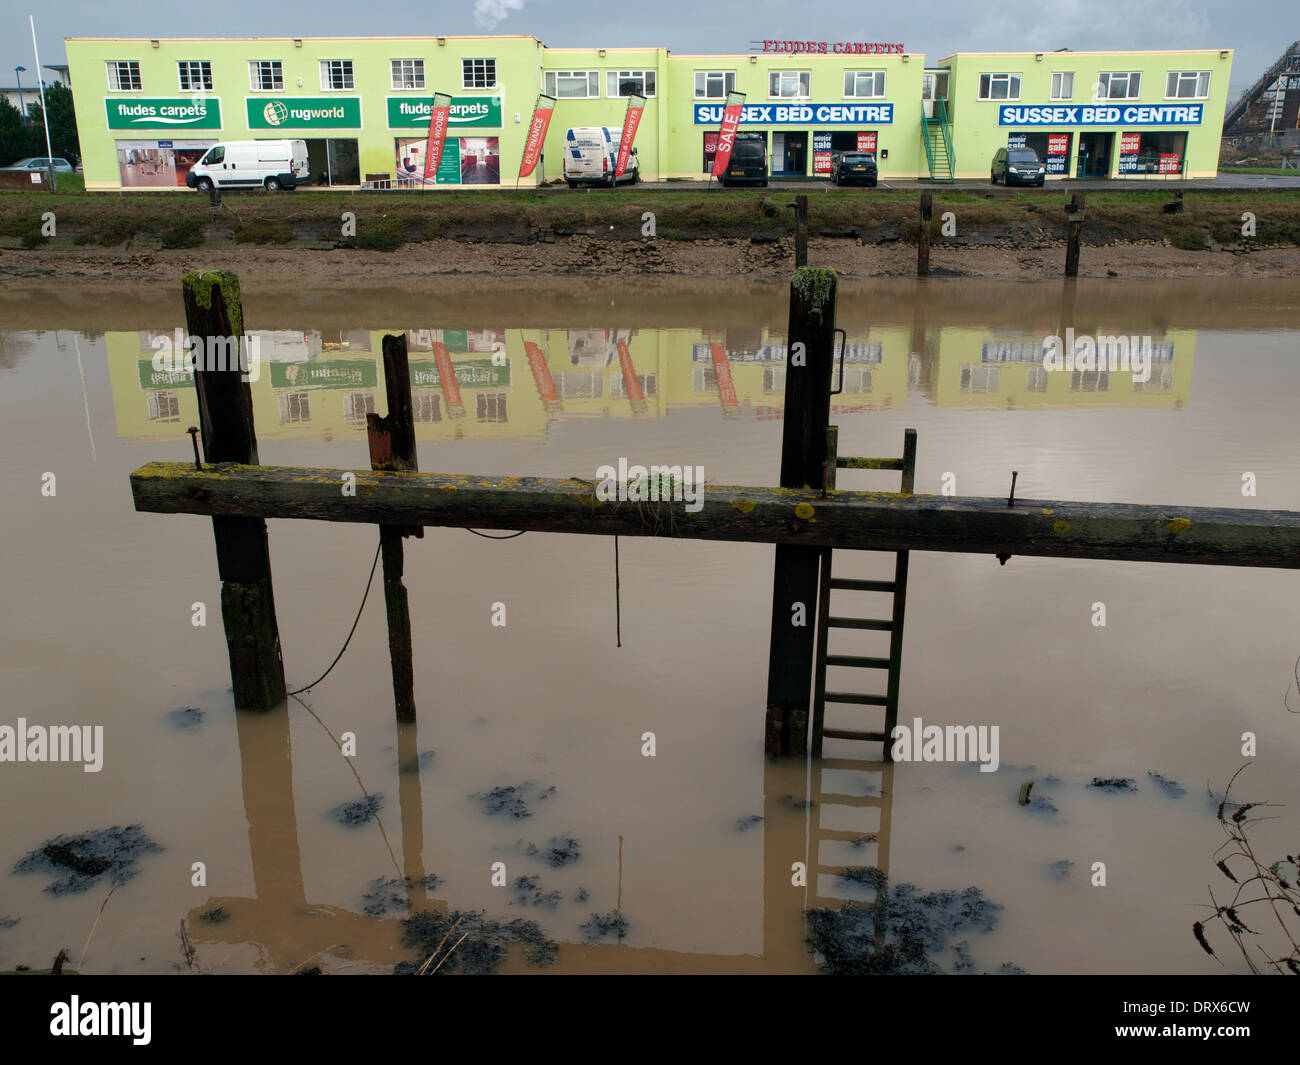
0, 83, 80, 166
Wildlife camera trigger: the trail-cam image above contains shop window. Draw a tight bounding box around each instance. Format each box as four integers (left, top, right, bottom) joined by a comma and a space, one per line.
1096, 72, 1141, 100
463, 58, 497, 89
146, 392, 181, 422
607, 71, 656, 97
278, 393, 311, 424
610, 372, 658, 397
320, 60, 354, 91
1132, 364, 1176, 392
1050, 72, 1073, 100
762, 366, 785, 394
476, 393, 508, 423
249, 60, 283, 92
841, 367, 873, 394
978, 73, 1020, 101
769, 71, 811, 99
555, 371, 603, 398
843, 71, 886, 99
392, 59, 425, 90
178, 61, 212, 93
1165, 71, 1210, 99
695, 71, 736, 99
107, 61, 141, 92
545, 70, 599, 98
692, 365, 718, 392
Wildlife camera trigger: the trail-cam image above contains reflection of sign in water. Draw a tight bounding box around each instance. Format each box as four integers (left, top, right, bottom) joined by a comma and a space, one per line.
409, 358, 510, 389
692, 342, 882, 363
270, 360, 377, 389
981, 338, 1176, 363
138, 359, 195, 389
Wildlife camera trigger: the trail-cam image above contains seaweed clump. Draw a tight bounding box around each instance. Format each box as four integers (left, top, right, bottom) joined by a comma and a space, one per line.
806, 867, 1019, 975
394, 909, 557, 974
13, 825, 163, 895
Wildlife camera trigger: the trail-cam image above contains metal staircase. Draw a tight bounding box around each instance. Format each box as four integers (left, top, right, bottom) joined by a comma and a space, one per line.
922, 100, 956, 183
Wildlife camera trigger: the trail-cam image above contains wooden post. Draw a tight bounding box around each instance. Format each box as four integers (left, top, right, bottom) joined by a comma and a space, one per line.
183, 270, 286, 711
366, 333, 420, 724
766, 267, 838, 756
917, 191, 933, 276
1065, 191, 1085, 277
793, 194, 808, 268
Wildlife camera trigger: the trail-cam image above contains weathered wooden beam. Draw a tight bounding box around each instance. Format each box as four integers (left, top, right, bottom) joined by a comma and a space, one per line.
131, 462, 1300, 568
768, 267, 839, 756
1065, 191, 1085, 277
917, 190, 933, 277
367, 333, 419, 724
183, 270, 285, 710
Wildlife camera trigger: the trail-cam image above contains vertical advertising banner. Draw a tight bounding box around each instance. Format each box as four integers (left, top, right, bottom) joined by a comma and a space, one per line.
856, 131, 877, 152
709, 342, 739, 412
615, 93, 646, 178
812, 132, 833, 176
1046, 133, 1070, 174
518, 93, 556, 179
711, 90, 747, 179
1118, 131, 1141, 175
423, 92, 454, 183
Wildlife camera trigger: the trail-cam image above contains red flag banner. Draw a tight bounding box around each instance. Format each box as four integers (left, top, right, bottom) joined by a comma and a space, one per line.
423, 91, 454, 183
432, 341, 464, 413
711, 90, 747, 179
615, 93, 646, 178
518, 93, 556, 179
709, 342, 738, 410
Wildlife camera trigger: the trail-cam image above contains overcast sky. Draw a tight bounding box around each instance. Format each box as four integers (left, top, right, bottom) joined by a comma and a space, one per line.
3, 1, 1291, 99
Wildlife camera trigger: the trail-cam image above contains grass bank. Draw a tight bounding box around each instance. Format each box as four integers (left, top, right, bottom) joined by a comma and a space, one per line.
1, 185, 1298, 252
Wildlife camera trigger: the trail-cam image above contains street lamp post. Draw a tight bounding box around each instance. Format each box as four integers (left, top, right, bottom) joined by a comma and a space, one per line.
14, 65, 27, 121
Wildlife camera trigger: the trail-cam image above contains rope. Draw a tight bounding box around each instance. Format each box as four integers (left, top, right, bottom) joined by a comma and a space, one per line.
466, 529, 526, 539
287, 539, 382, 695
615, 535, 622, 648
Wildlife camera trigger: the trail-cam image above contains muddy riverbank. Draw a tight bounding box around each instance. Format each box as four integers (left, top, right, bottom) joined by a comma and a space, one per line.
2, 236, 1299, 310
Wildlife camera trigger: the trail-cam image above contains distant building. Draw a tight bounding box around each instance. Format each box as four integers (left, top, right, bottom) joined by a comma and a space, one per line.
63, 36, 1233, 189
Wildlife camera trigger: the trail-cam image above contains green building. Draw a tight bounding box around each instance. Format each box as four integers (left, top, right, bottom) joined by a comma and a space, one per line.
63, 36, 1231, 189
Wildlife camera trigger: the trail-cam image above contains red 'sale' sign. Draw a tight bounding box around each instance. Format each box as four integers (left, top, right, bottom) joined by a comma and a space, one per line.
712, 92, 747, 179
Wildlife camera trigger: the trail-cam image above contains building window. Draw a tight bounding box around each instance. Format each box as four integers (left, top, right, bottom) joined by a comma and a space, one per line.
413, 392, 442, 422
692, 365, 718, 392
610, 371, 657, 397
978, 73, 1021, 101
249, 60, 284, 92
476, 392, 508, 422
1050, 72, 1073, 101
391, 59, 425, 90
177, 61, 212, 93
555, 371, 603, 398
544, 70, 600, 98
320, 60, 354, 91
762, 366, 785, 393
843, 70, 886, 99
1070, 369, 1110, 392
959, 365, 1000, 393
769, 71, 811, 99
278, 393, 310, 424
146, 391, 181, 422
1097, 72, 1141, 100
694, 71, 736, 99
1166, 70, 1210, 99
107, 61, 141, 92
607, 70, 656, 98
1025, 365, 1049, 392
343, 392, 377, 424
463, 58, 496, 89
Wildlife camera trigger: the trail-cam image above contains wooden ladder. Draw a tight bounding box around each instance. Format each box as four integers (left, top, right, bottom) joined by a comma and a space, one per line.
811, 427, 917, 760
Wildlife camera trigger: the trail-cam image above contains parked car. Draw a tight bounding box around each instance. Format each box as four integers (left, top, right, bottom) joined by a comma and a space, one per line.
1, 157, 75, 172
718, 133, 768, 187
563, 127, 638, 188
185, 140, 311, 192
991, 147, 1046, 187
830, 150, 878, 187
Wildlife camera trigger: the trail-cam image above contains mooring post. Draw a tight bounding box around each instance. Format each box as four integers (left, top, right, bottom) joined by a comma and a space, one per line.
366, 334, 420, 724
793, 194, 808, 268
183, 270, 286, 710
917, 191, 933, 277
1065, 191, 1085, 277
765, 267, 838, 756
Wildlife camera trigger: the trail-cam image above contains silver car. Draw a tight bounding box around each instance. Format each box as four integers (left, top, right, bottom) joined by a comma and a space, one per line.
1, 157, 76, 173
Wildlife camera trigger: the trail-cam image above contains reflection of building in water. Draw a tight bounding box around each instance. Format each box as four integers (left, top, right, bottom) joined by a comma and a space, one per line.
105, 321, 1197, 443
922, 325, 1194, 407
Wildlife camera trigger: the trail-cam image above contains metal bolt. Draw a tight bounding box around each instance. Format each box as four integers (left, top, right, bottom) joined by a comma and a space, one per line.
187, 426, 202, 470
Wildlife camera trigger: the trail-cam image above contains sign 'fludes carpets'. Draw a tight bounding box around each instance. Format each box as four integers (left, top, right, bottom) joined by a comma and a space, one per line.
106, 97, 222, 130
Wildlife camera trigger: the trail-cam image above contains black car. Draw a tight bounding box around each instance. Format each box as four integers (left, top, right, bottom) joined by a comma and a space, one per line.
719, 134, 768, 187
991, 147, 1046, 186
830, 151, 878, 187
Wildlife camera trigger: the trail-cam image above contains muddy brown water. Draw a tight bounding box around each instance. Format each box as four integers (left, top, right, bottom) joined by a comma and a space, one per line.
1, 276, 1298, 974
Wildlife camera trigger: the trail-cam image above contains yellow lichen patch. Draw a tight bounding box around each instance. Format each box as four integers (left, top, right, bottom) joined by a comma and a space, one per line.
1166, 517, 1191, 533
794, 502, 815, 520
1052, 520, 1070, 534
439, 484, 458, 493
1041, 508, 1054, 515
731, 499, 756, 514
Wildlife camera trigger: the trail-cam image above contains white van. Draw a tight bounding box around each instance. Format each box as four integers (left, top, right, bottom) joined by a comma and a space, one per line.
186, 140, 311, 192
563, 127, 638, 188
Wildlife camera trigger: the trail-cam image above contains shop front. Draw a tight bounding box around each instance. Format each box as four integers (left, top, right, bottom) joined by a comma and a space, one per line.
692, 101, 893, 177
389, 96, 505, 186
